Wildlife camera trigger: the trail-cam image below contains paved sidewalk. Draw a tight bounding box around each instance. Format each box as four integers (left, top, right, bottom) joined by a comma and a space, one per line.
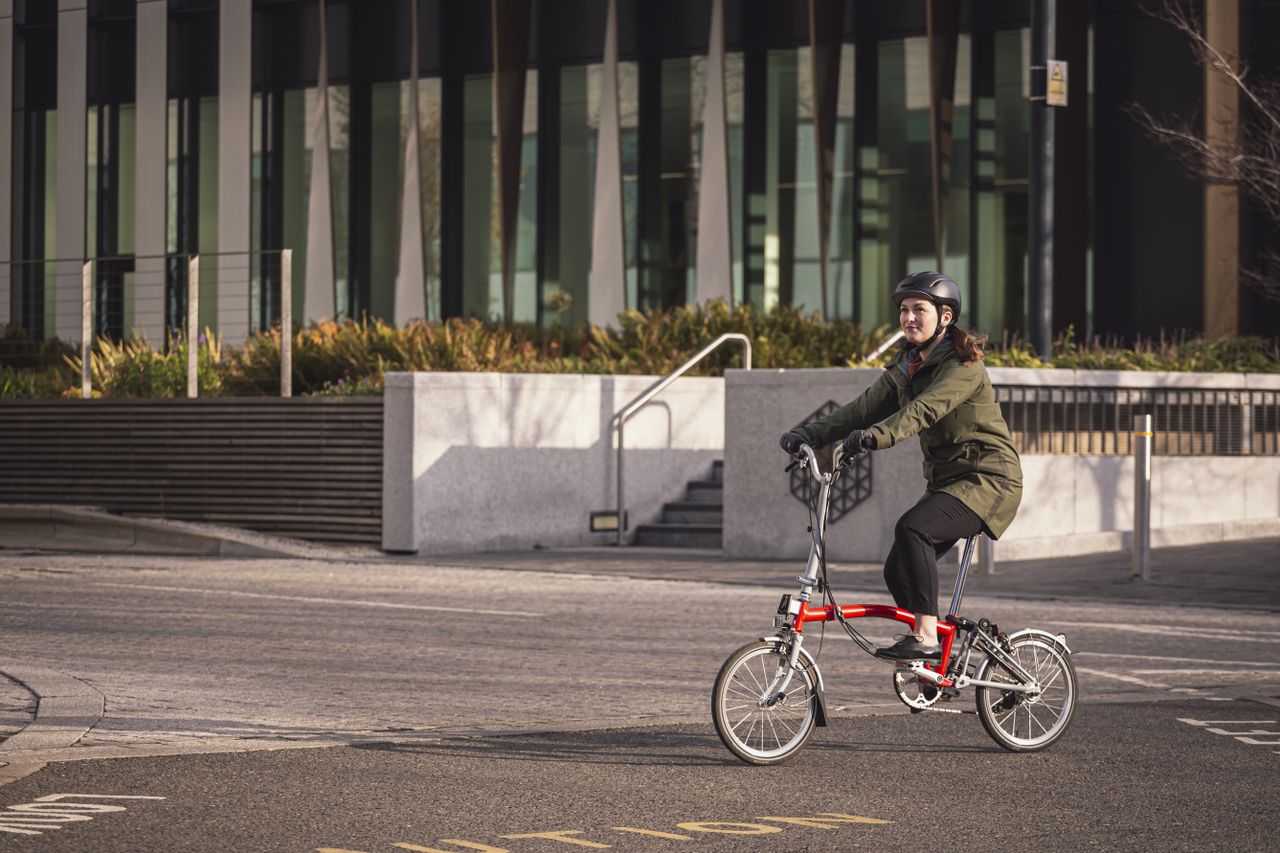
421, 536, 1280, 612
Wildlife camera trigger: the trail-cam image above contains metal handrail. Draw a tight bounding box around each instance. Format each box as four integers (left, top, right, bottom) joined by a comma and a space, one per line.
862, 328, 905, 363
614, 332, 752, 545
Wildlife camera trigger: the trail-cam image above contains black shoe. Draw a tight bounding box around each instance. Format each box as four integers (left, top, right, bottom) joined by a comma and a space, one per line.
875, 635, 941, 662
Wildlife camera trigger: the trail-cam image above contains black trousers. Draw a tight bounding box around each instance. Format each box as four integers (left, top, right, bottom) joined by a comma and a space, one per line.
883, 492, 984, 617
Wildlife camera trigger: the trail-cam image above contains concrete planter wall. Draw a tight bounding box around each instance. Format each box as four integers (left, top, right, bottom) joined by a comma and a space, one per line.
723, 367, 1280, 562
382, 371, 724, 553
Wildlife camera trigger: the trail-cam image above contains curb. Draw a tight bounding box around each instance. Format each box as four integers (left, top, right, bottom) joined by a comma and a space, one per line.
0, 660, 106, 787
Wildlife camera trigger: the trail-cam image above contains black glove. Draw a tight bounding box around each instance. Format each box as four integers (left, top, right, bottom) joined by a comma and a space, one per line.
842, 429, 875, 457
779, 431, 809, 455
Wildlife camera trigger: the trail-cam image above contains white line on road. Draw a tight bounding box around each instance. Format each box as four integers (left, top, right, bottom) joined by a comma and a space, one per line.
1132, 668, 1280, 677
86, 582, 544, 618
1075, 652, 1280, 667
1051, 621, 1280, 644
1075, 667, 1171, 689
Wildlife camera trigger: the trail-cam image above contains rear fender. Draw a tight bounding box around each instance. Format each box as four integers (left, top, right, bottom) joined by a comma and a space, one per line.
1006, 627, 1072, 656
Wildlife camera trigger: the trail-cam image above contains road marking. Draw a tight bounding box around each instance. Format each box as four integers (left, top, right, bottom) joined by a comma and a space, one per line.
1051, 621, 1280, 644
1075, 652, 1280, 667
88, 582, 544, 618
0, 794, 165, 837
1134, 669, 1280, 677
394, 843, 510, 853
611, 828, 692, 840
337, 811, 895, 853
498, 831, 611, 848
1177, 718, 1280, 752
673, 822, 781, 835
757, 814, 891, 828
1076, 667, 1171, 689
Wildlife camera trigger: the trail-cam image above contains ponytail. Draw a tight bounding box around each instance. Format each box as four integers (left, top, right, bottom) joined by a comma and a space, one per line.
951, 326, 987, 364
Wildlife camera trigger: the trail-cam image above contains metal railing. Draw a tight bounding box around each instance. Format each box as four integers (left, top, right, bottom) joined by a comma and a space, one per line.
614, 332, 752, 545
994, 385, 1280, 456
2, 249, 294, 399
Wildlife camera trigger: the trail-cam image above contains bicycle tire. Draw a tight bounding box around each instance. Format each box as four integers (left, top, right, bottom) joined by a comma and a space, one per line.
711, 640, 819, 765
975, 635, 1077, 752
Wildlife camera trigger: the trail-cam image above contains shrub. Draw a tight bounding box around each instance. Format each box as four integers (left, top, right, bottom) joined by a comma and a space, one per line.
0, 308, 1275, 400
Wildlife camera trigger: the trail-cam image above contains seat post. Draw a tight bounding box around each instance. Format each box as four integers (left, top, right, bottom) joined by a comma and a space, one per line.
947, 535, 980, 617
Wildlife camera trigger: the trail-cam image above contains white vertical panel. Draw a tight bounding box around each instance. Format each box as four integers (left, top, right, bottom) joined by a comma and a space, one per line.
695, 0, 732, 306
588, 0, 626, 328
396, 0, 426, 323
305, 0, 335, 322
218, 0, 253, 346
133, 0, 167, 343
55, 1, 88, 344
0, 3, 12, 328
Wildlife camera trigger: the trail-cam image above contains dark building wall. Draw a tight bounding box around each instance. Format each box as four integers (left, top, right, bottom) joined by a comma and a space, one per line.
1241, 0, 1280, 334
1093, 3, 1206, 339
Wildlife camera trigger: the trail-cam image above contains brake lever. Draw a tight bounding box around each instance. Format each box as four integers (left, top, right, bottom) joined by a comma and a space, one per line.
784, 460, 799, 473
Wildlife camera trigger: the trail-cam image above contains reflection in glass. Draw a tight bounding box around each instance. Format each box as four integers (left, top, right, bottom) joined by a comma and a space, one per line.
18, 111, 57, 340
763, 46, 854, 319
167, 95, 219, 336
461, 71, 538, 322
973, 28, 1028, 338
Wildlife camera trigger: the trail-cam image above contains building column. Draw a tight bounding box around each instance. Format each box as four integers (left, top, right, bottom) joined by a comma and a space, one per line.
133, 0, 166, 343
1204, 0, 1240, 337
304, 0, 335, 323
0, 1, 12, 329
396, 0, 426, 324
808, 0, 844, 320
218, 0, 252, 345
695, 0, 732, 307
55, 0, 88, 344
588, 0, 626, 328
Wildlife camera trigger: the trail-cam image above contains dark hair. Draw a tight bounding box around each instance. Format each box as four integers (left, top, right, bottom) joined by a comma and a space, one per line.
951, 326, 987, 364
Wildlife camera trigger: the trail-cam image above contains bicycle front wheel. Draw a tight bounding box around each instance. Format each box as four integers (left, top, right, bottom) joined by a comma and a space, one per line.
712, 640, 819, 765
975, 636, 1077, 752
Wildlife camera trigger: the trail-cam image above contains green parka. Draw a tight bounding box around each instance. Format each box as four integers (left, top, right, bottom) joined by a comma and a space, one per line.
796, 335, 1023, 539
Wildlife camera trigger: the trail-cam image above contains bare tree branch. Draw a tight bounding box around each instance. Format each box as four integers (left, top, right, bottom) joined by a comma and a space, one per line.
1130, 1, 1280, 302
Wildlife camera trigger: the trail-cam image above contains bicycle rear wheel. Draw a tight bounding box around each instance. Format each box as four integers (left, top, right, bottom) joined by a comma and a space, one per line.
712, 640, 819, 765
975, 636, 1076, 752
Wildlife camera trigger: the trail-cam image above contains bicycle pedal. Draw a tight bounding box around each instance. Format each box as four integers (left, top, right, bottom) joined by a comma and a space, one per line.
940, 687, 960, 701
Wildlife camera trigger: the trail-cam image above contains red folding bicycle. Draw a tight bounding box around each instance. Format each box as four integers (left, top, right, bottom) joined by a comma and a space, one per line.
712, 443, 1078, 764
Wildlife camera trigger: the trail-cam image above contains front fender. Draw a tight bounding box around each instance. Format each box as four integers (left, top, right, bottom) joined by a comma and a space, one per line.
759, 635, 829, 727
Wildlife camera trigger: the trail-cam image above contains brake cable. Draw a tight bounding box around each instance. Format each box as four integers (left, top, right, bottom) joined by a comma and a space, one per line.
813, 454, 879, 657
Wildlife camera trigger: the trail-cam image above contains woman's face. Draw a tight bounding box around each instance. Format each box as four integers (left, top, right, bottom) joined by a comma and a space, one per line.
899, 297, 952, 345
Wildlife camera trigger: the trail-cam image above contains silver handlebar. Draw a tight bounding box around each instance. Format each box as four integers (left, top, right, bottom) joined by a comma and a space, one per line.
792, 442, 862, 486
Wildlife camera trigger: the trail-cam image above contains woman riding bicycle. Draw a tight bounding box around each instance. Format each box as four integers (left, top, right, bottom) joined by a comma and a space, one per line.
778, 272, 1023, 663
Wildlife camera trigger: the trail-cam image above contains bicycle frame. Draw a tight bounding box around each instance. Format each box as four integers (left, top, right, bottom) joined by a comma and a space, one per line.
771, 446, 1045, 697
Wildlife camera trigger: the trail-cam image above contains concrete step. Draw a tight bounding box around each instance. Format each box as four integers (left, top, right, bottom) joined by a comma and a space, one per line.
634, 523, 723, 549
661, 501, 723, 524
684, 480, 724, 503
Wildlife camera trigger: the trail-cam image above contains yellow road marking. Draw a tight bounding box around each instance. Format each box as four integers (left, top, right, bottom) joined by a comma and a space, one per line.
610, 827, 692, 840
395, 842, 510, 853
498, 830, 610, 848
674, 822, 782, 835
757, 813, 890, 828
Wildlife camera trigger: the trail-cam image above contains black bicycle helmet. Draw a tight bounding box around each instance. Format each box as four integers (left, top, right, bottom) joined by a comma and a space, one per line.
891, 271, 962, 318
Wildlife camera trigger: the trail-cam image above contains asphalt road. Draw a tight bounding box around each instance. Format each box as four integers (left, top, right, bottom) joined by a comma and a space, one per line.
1, 552, 1278, 851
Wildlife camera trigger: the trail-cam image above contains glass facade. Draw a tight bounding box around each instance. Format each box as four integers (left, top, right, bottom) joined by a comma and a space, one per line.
43, 2, 1264, 343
